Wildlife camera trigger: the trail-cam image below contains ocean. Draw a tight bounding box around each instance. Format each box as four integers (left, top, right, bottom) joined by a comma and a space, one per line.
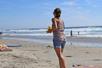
1, 27, 102, 47
1, 27, 102, 37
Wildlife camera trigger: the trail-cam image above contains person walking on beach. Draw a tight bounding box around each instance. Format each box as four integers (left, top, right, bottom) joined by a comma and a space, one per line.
70, 30, 73, 37
47, 8, 66, 68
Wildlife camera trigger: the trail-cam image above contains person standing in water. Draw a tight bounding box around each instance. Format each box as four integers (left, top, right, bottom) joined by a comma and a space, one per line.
47, 8, 66, 68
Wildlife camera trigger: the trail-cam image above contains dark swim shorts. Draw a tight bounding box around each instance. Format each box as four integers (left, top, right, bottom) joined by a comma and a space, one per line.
53, 38, 66, 48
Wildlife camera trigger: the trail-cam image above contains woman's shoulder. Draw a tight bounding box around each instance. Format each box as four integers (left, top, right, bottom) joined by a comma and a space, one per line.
51, 18, 55, 21
59, 18, 64, 22
51, 18, 57, 23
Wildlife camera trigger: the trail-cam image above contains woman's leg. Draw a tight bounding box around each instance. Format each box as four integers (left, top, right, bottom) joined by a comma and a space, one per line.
54, 48, 66, 68
61, 40, 66, 53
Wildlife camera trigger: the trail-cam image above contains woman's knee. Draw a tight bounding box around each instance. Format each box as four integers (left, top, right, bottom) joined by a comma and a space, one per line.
57, 54, 64, 59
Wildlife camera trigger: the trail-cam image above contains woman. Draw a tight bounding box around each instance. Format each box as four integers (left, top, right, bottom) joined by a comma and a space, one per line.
47, 8, 66, 68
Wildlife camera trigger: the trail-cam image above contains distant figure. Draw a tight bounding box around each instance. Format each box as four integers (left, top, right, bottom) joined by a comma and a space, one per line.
70, 30, 73, 37
0, 32, 2, 35
47, 8, 66, 68
78, 31, 80, 35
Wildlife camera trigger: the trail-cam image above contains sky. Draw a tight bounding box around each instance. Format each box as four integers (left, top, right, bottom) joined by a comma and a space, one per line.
0, 0, 102, 29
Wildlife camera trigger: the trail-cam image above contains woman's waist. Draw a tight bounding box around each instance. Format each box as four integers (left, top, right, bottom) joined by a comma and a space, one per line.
53, 32, 65, 36
53, 33, 65, 38
53, 29, 64, 32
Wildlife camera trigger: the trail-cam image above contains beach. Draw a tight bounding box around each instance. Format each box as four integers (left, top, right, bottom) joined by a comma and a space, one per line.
0, 0, 102, 68
0, 38, 102, 68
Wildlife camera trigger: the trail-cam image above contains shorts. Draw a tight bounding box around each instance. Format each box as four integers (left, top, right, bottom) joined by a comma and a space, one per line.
53, 38, 66, 48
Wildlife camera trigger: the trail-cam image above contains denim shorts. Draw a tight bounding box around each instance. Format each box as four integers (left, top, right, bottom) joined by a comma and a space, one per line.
53, 38, 66, 48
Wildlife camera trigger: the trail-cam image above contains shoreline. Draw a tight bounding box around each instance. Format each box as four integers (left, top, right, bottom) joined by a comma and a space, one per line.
1, 34, 102, 48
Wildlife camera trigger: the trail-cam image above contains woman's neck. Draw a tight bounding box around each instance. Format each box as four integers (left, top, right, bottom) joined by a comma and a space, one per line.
55, 17, 60, 19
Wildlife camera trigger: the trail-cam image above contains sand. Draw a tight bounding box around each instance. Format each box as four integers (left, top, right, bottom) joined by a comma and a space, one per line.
0, 39, 102, 68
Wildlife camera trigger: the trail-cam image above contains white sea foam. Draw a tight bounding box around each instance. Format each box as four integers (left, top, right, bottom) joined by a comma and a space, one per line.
8, 33, 53, 36
2, 27, 102, 37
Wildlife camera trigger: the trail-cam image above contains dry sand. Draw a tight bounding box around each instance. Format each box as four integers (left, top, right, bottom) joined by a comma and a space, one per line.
0, 39, 102, 68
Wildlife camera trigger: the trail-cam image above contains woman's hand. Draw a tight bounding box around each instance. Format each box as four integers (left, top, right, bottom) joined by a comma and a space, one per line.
46, 26, 53, 33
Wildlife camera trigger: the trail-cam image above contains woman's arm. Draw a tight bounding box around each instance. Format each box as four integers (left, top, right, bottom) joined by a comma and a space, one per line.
47, 18, 58, 33
52, 18, 58, 31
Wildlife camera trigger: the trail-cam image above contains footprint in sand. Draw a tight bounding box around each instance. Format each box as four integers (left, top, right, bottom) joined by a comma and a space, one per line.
92, 59, 102, 61
72, 64, 102, 68
65, 55, 72, 57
